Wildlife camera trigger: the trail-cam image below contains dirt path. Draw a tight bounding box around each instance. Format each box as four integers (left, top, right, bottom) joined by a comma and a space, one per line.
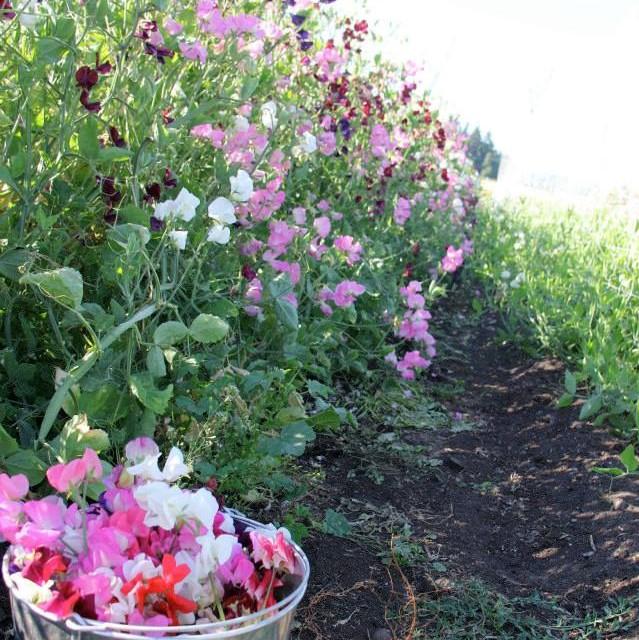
292, 308, 639, 639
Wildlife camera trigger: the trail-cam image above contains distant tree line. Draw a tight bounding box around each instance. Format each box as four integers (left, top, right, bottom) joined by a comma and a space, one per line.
466, 127, 501, 179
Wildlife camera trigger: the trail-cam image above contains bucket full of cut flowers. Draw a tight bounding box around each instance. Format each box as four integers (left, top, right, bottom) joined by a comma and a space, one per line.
0, 437, 309, 639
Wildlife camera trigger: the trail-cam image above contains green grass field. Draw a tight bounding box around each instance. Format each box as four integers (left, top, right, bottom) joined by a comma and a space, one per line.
474, 198, 639, 434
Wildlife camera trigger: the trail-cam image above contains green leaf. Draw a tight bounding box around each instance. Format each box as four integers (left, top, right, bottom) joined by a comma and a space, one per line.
35, 37, 66, 64
78, 118, 100, 161
153, 321, 188, 346
129, 373, 173, 414
207, 299, 239, 318
0, 249, 30, 281
240, 76, 260, 100
77, 385, 130, 423
98, 147, 133, 162
189, 314, 229, 344
579, 394, 603, 420
0, 424, 19, 457
146, 345, 167, 378
619, 444, 638, 473
308, 407, 341, 429
274, 298, 298, 331
564, 370, 577, 396
307, 380, 332, 399
3, 449, 47, 485
55, 16, 75, 42
107, 223, 150, 247
280, 421, 315, 456
592, 466, 625, 476
118, 205, 149, 226
20, 267, 83, 309
323, 509, 351, 537
556, 393, 574, 408
52, 413, 110, 460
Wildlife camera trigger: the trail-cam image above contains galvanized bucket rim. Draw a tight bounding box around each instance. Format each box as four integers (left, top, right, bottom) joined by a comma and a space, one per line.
3, 510, 310, 638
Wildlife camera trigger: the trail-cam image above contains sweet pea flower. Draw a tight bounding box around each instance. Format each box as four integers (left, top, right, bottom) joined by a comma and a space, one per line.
169, 230, 188, 250
249, 528, 298, 575
394, 197, 412, 226
292, 207, 307, 225
125, 437, 159, 463
334, 235, 363, 266
47, 449, 102, 493
300, 131, 317, 153
207, 197, 236, 245
180, 41, 207, 64
133, 482, 190, 530
233, 115, 250, 133
17, 0, 39, 29
333, 281, 366, 308
0, 473, 29, 501
164, 18, 183, 35
318, 131, 337, 156
399, 281, 425, 309
261, 101, 278, 130
441, 245, 464, 273
230, 170, 254, 202
313, 216, 331, 239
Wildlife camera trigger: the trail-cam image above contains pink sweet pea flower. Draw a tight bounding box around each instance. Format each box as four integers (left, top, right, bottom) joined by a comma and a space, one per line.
164, 18, 183, 35
0, 473, 29, 501
179, 40, 207, 64
249, 529, 299, 575
334, 235, 363, 266
316, 199, 330, 212
333, 281, 366, 308
313, 216, 331, 239
125, 437, 159, 464
318, 131, 337, 156
441, 245, 464, 273
47, 449, 103, 493
292, 207, 307, 225
393, 197, 412, 226
399, 281, 425, 309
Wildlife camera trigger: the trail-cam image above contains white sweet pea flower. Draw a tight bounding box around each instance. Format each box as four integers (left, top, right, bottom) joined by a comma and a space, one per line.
261, 101, 278, 130
195, 533, 237, 577
153, 199, 175, 221
300, 131, 317, 154
126, 453, 163, 482
230, 170, 254, 202
18, 0, 39, 29
184, 488, 219, 530
133, 481, 190, 530
169, 230, 188, 250
172, 188, 200, 222
122, 554, 158, 582
208, 197, 236, 225
161, 446, 191, 482
233, 115, 250, 132
207, 224, 231, 245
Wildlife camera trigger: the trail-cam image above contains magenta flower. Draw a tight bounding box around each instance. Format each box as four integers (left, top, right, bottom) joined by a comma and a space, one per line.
250, 529, 299, 575
399, 280, 425, 309
164, 18, 183, 35
334, 235, 363, 266
393, 197, 412, 226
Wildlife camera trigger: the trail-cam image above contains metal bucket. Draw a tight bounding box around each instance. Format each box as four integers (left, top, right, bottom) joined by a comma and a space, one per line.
3, 511, 309, 639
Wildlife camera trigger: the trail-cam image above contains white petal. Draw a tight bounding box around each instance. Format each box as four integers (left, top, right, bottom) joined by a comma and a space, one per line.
169, 230, 188, 250
162, 447, 190, 482
154, 200, 175, 221
207, 224, 230, 245
208, 197, 236, 224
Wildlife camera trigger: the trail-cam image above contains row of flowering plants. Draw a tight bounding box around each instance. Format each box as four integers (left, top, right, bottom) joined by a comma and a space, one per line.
0, 0, 477, 495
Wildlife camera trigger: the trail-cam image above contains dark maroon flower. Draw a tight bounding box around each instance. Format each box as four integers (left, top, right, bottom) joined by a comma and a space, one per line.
143, 182, 161, 203
79, 89, 101, 113
291, 14, 305, 27
145, 42, 174, 64
108, 126, 126, 148
150, 216, 165, 232
163, 168, 177, 188
95, 53, 112, 75
75, 66, 99, 90
241, 264, 257, 280
338, 117, 352, 140
441, 168, 449, 183
104, 209, 118, 225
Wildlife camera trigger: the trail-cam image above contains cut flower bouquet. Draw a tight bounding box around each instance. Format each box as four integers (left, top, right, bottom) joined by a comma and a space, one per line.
0, 437, 305, 633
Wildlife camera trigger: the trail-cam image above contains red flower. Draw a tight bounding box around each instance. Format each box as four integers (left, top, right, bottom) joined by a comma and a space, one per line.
22, 548, 68, 585
43, 582, 80, 619
122, 554, 197, 625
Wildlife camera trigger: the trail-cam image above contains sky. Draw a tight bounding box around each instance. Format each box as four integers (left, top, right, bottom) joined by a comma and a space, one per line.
335, 0, 639, 193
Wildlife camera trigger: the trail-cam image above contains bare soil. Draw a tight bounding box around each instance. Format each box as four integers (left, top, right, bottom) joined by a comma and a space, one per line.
292, 309, 639, 639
